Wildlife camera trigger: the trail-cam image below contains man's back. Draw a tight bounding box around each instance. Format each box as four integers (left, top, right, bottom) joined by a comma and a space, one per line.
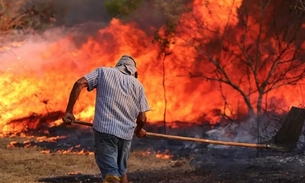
63, 55, 149, 183
84, 67, 149, 140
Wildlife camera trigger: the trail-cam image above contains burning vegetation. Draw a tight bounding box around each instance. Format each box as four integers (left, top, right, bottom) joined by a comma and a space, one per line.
1, 0, 305, 182
1, 0, 305, 137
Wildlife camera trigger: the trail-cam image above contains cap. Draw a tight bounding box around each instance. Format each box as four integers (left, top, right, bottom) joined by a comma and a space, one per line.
115, 55, 137, 75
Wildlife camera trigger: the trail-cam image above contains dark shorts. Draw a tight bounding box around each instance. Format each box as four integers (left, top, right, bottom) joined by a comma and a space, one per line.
93, 129, 132, 178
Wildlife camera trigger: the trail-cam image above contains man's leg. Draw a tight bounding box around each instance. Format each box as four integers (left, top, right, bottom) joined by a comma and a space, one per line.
103, 175, 120, 183
117, 139, 132, 183
93, 130, 121, 182
120, 174, 128, 183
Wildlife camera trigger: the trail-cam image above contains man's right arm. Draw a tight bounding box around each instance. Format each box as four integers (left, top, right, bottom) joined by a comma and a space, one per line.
135, 112, 147, 133
65, 77, 89, 114
62, 68, 100, 124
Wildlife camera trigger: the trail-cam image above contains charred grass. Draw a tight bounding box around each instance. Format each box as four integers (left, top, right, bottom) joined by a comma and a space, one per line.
1, 133, 305, 183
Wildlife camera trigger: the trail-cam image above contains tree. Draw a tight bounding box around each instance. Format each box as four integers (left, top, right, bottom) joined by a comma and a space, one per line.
154, 0, 305, 143
0, 0, 56, 36
152, 0, 187, 133
104, 0, 143, 17
296, 0, 305, 10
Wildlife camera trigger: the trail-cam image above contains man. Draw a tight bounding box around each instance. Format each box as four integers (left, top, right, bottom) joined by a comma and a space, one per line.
62, 55, 150, 183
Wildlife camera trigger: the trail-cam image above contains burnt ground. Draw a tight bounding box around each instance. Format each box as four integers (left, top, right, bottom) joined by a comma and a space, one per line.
37, 150, 305, 183
3, 122, 305, 183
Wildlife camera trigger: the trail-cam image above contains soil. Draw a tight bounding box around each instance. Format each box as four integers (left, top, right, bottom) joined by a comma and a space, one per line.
2, 123, 305, 183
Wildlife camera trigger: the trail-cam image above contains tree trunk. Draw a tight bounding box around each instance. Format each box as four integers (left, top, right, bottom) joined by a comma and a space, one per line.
162, 56, 167, 134
256, 93, 264, 157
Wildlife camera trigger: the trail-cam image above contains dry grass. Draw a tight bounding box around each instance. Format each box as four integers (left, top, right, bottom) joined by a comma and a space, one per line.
0, 137, 97, 183
0, 137, 193, 183
0, 0, 56, 37
0, 0, 30, 34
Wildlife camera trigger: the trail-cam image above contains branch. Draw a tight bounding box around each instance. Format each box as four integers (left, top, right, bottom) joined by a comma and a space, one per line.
261, 11, 304, 92
265, 62, 305, 92
253, 0, 271, 92
193, 46, 255, 115
297, 0, 305, 10
217, 0, 236, 66
219, 82, 237, 122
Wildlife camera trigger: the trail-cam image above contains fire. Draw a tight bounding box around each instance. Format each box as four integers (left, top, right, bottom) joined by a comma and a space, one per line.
0, 0, 305, 136
68, 172, 81, 175
155, 149, 173, 159
140, 148, 173, 159
56, 148, 94, 155
0, 41, 24, 52
192, 0, 242, 32
6, 135, 94, 155
6, 135, 67, 148
41, 149, 50, 154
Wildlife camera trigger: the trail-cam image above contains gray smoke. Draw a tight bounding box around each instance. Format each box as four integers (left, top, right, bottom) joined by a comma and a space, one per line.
23, 0, 111, 26
20, 0, 170, 33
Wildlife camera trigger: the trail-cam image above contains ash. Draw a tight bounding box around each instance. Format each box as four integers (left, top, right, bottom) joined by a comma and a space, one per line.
131, 122, 305, 183
10, 121, 305, 160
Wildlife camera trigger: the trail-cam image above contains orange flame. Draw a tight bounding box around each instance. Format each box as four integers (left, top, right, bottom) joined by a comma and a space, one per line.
155, 149, 173, 159
0, 0, 304, 135
140, 148, 173, 159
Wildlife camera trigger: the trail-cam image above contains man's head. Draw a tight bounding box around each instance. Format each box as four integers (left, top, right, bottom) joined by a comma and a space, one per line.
115, 55, 138, 78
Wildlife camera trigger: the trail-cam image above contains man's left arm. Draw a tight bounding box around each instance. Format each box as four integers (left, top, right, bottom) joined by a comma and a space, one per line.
134, 86, 150, 137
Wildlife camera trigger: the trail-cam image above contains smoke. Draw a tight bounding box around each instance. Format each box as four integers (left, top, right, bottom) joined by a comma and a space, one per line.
0, 28, 73, 72
205, 118, 257, 150
0, 0, 186, 72
23, 0, 111, 26
0, 0, 182, 62
238, 0, 305, 39
20, 0, 177, 32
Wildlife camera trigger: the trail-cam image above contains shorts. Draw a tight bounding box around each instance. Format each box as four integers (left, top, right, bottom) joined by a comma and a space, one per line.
93, 129, 132, 179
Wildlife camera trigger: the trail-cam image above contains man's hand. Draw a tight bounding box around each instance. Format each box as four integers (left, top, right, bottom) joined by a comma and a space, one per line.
62, 112, 75, 125
135, 112, 147, 138
135, 128, 147, 138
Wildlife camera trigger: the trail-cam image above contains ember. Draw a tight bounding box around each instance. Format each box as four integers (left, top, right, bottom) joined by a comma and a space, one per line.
155, 149, 173, 159
139, 148, 173, 159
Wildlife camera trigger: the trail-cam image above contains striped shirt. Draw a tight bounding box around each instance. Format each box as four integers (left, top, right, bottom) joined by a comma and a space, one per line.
84, 67, 150, 140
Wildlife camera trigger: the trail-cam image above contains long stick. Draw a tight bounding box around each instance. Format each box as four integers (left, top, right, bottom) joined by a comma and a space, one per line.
146, 132, 269, 149
73, 120, 271, 149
